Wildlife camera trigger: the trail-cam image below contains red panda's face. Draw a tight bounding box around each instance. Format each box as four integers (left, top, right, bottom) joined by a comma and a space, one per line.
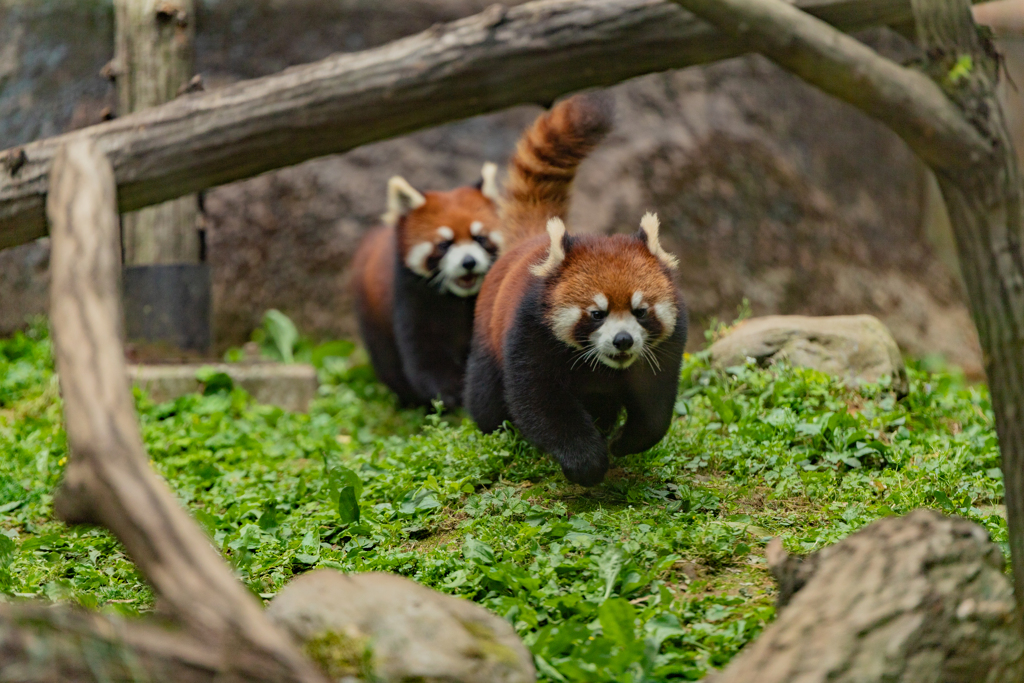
386, 170, 502, 297
543, 231, 679, 371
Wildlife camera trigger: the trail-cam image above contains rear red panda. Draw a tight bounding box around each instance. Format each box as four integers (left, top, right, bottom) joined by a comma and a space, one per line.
465, 94, 687, 486
351, 165, 503, 408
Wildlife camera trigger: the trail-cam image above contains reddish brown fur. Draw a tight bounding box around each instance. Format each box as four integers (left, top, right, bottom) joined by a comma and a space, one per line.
475, 233, 676, 360
474, 234, 550, 361
354, 186, 500, 304
502, 94, 612, 249
399, 186, 501, 257
351, 224, 395, 334
548, 235, 676, 327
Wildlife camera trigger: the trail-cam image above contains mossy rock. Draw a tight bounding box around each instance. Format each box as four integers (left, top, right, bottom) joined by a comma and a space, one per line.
267, 570, 535, 683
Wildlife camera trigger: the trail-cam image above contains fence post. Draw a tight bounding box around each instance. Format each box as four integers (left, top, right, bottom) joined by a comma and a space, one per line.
114, 0, 210, 357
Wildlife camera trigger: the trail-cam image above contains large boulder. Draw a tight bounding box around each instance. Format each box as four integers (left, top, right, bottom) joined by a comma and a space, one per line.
266, 570, 535, 683
708, 314, 908, 394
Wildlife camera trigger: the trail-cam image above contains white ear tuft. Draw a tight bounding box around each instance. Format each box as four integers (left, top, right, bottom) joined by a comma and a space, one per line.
639, 212, 678, 270
480, 162, 500, 202
530, 217, 567, 278
383, 176, 427, 227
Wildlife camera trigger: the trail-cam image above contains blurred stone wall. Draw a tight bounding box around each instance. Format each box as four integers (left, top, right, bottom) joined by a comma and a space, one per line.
0, 0, 987, 374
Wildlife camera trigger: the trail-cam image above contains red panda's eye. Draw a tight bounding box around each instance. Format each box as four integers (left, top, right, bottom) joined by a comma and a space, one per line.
633, 308, 648, 319
590, 310, 607, 321
473, 235, 489, 246
437, 240, 453, 251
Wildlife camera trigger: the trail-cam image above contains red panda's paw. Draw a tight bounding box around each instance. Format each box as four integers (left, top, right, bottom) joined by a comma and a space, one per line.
558, 449, 609, 487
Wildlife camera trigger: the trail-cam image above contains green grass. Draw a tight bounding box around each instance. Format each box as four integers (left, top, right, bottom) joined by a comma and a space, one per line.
0, 318, 1006, 682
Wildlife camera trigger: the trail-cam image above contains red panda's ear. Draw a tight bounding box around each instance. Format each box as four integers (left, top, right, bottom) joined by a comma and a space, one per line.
638, 212, 678, 270
480, 162, 500, 202
383, 176, 426, 227
530, 217, 568, 277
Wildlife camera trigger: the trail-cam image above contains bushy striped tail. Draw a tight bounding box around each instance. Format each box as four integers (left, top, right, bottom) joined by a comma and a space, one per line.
501, 92, 613, 248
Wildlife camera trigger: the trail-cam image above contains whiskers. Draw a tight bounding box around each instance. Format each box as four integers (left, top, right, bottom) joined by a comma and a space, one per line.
427, 269, 452, 293
570, 345, 605, 371
638, 344, 662, 372
569, 342, 663, 372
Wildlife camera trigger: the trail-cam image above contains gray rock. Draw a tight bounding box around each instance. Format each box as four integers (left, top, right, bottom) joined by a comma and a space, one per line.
708, 315, 908, 395
267, 570, 535, 683
128, 362, 318, 412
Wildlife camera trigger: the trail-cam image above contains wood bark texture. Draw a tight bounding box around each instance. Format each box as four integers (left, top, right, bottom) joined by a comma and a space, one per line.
705, 511, 1024, 682
45, 138, 326, 683
116, 0, 201, 265
0, 0, 919, 251
0, 602, 221, 682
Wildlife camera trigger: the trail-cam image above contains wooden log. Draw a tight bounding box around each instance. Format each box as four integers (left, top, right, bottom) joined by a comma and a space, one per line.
0, 602, 221, 683
45, 138, 326, 683
116, 0, 201, 266
707, 511, 1024, 682
0, 0, 921, 251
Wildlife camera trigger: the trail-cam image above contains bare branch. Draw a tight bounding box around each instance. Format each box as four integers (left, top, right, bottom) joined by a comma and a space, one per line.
0, 0, 918, 251
45, 138, 326, 683
667, 0, 993, 171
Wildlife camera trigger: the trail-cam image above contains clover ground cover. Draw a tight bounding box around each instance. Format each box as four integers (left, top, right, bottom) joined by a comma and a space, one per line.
0, 319, 1006, 681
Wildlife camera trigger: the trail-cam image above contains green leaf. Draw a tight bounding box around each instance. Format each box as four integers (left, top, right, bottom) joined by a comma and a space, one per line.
0, 535, 15, 566
947, 54, 973, 84
598, 597, 635, 646
195, 367, 233, 395
596, 546, 624, 600
463, 537, 495, 564
311, 340, 356, 369
323, 457, 362, 524
336, 486, 360, 525
262, 309, 299, 363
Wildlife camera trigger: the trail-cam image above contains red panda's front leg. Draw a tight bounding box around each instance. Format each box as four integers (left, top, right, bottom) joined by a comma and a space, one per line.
504, 328, 609, 486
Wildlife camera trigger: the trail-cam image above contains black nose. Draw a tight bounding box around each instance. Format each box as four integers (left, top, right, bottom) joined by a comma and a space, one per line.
461, 256, 477, 271
613, 332, 634, 351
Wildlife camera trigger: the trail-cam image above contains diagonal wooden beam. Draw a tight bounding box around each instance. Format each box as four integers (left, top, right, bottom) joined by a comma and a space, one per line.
0, 0, 921, 251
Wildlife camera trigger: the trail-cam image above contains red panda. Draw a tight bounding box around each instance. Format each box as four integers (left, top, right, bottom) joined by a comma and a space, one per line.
464, 94, 687, 486
351, 165, 503, 408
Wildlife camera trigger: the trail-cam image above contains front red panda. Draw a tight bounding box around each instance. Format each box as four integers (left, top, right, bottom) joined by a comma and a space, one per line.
465, 94, 687, 486
351, 165, 503, 408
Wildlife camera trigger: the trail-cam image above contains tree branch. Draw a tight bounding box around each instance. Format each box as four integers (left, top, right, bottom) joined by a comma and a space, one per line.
45, 138, 326, 683
0, 0, 920, 251
667, 0, 993, 172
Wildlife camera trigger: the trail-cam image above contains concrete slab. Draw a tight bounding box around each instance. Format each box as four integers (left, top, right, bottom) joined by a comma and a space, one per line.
128, 363, 318, 412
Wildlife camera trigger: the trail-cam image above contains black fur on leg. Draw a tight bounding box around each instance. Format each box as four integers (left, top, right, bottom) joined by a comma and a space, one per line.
503, 300, 610, 485
610, 314, 687, 457
464, 340, 509, 433
392, 260, 476, 409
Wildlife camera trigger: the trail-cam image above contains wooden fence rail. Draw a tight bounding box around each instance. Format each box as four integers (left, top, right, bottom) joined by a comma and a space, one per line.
0, 0, 916, 251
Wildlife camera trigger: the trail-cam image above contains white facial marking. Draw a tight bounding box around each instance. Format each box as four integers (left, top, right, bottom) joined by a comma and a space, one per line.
438, 240, 492, 297
653, 301, 678, 335
632, 291, 644, 309
551, 306, 583, 348
404, 241, 434, 276
437, 226, 454, 240
489, 231, 505, 250
593, 293, 608, 311
470, 221, 484, 236
589, 312, 648, 369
